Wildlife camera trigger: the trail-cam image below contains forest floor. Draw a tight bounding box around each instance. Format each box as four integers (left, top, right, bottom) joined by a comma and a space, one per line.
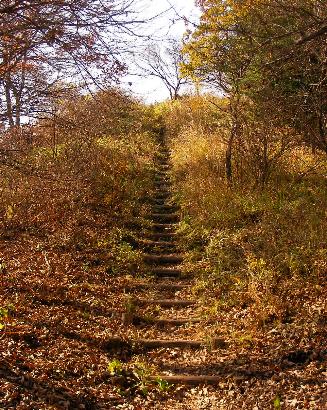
0, 146, 326, 409
0, 226, 326, 409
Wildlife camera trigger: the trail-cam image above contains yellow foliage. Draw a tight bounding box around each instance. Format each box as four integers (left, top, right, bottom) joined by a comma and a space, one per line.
5, 205, 14, 221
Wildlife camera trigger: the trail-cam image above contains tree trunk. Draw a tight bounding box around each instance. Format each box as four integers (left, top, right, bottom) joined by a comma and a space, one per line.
318, 108, 327, 154
226, 95, 241, 185
260, 135, 269, 188
225, 130, 234, 184
15, 94, 21, 127
4, 77, 14, 127
14, 53, 27, 128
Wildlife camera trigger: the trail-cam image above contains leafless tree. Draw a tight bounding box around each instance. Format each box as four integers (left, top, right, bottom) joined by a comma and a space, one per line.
0, 0, 145, 126
137, 39, 190, 100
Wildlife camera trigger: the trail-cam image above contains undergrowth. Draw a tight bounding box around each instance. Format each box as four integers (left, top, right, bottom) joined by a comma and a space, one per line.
163, 95, 327, 331
0, 89, 157, 274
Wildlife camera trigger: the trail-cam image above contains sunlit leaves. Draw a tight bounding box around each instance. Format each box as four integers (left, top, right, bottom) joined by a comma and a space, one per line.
183, 0, 327, 152
0, 0, 142, 125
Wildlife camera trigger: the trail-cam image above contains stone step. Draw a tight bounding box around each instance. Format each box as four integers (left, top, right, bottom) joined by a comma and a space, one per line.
150, 213, 179, 223
144, 254, 183, 265
143, 247, 178, 255
152, 204, 178, 213
153, 282, 189, 291
155, 182, 170, 188
156, 159, 170, 165
133, 317, 201, 326
140, 240, 178, 252
140, 239, 178, 247
156, 150, 170, 156
154, 187, 171, 194
154, 176, 170, 183
156, 151, 170, 156
155, 170, 170, 177
151, 267, 182, 277
104, 337, 205, 351
154, 184, 171, 191
152, 223, 176, 232
136, 299, 195, 307
154, 178, 171, 185
153, 192, 171, 200
154, 183, 171, 190
150, 198, 167, 206
136, 339, 203, 349
150, 198, 175, 206
125, 282, 189, 291
154, 179, 170, 186
156, 164, 170, 170
154, 188, 172, 195
147, 232, 177, 241
149, 375, 222, 385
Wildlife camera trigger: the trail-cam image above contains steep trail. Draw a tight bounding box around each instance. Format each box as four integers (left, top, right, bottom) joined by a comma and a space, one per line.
123, 138, 223, 385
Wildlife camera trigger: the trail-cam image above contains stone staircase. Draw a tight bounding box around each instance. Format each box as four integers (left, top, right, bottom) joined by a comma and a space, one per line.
116, 140, 223, 385
107, 139, 224, 385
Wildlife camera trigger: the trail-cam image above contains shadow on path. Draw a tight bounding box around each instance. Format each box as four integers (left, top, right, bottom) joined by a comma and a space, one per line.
0, 360, 102, 410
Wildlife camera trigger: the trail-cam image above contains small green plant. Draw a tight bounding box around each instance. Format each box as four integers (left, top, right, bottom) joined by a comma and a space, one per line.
5, 204, 15, 221
273, 395, 282, 409
238, 333, 253, 346
143, 303, 161, 317
6, 304, 15, 313
124, 296, 136, 315
107, 359, 169, 396
107, 359, 123, 376
0, 307, 9, 330
0, 261, 7, 274
35, 243, 45, 251
156, 377, 172, 392
192, 279, 208, 296
97, 229, 144, 276
82, 311, 91, 320
82, 262, 90, 272
131, 362, 152, 396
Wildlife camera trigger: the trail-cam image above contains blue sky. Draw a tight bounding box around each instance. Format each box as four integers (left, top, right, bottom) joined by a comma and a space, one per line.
123, 0, 200, 103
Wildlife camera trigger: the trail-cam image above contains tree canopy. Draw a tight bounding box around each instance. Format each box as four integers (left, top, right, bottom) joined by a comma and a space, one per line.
182, 0, 327, 152
0, 0, 143, 126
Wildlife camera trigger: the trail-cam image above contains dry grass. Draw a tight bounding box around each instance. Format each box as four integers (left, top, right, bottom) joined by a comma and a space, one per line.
0, 89, 156, 253
166, 96, 327, 332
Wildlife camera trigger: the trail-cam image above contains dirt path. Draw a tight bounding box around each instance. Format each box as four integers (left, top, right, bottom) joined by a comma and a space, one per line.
119, 140, 223, 385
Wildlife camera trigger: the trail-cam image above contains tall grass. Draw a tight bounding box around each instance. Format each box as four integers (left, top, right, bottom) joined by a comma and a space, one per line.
164, 95, 327, 327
